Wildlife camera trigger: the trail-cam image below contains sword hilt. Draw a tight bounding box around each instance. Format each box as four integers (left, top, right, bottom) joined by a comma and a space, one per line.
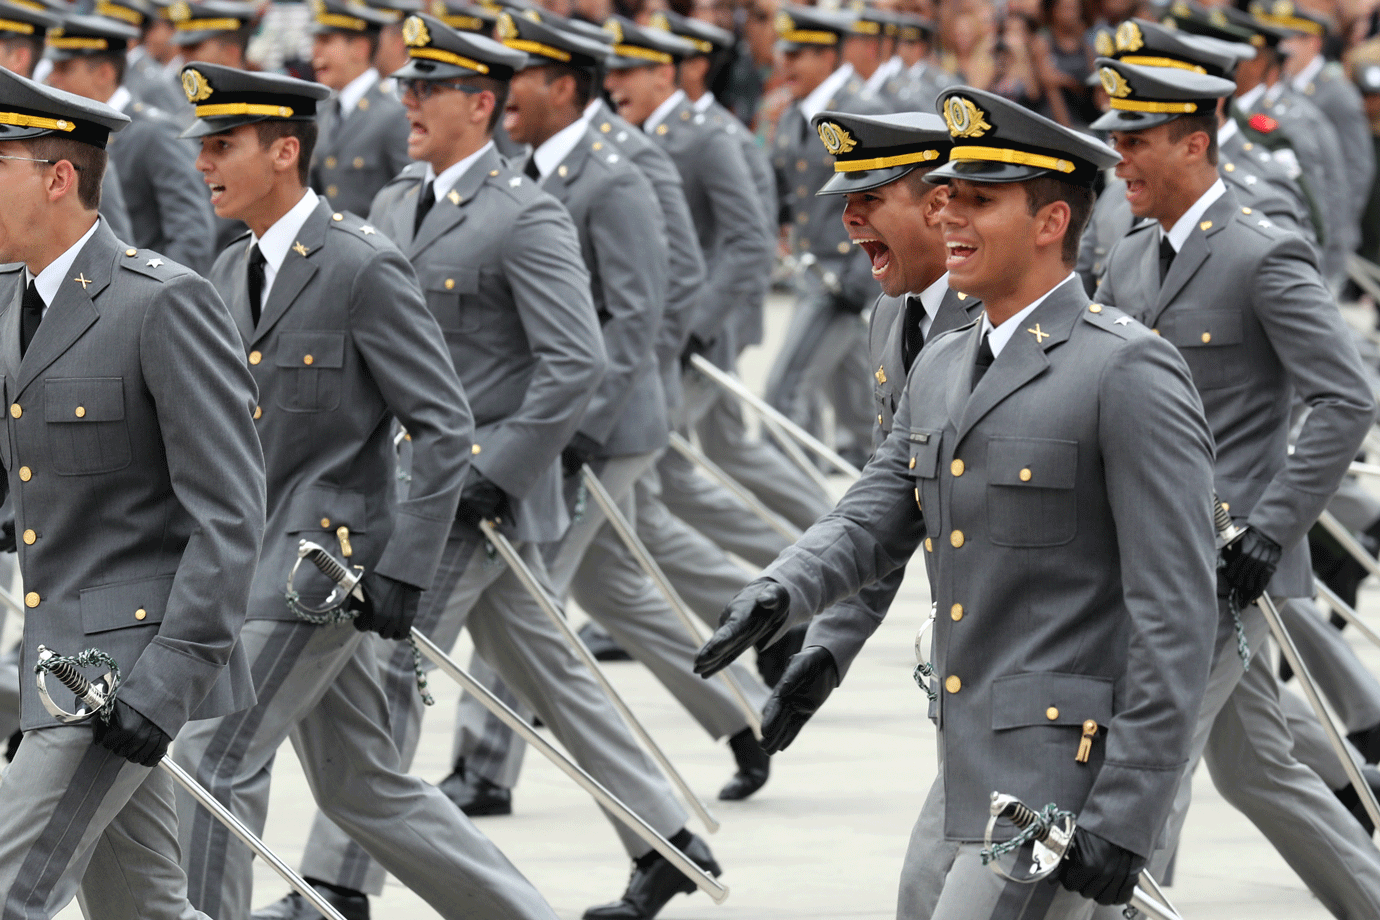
993, 794, 1054, 843
299, 542, 354, 588
34, 645, 118, 723
1213, 493, 1245, 551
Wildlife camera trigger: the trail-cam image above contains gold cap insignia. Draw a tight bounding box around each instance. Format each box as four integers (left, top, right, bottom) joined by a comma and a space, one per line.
182, 67, 212, 102
649, 11, 668, 30
1273, 0, 1294, 16
1114, 20, 1143, 52
1171, 1, 1189, 15
1094, 29, 1113, 56
402, 14, 429, 46
496, 11, 517, 40
1098, 66, 1132, 98
168, 0, 190, 20
310, 0, 325, 16
603, 18, 622, 42
943, 96, 991, 138
775, 11, 793, 35
522, 8, 541, 21
815, 121, 856, 156
1208, 8, 1228, 25
428, 0, 444, 15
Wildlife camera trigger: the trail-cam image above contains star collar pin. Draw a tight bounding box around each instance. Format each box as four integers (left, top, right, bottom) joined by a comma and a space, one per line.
292, 241, 310, 257
146, 258, 164, 268
447, 189, 461, 205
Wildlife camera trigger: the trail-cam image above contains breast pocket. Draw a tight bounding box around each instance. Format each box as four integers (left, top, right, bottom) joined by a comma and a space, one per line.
420, 266, 480, 333
1166, 310, 1246, 390
986, 437, 1078, 547
275, 332, 345, 413
45, 377, 131, 475
906, 428, 942, 536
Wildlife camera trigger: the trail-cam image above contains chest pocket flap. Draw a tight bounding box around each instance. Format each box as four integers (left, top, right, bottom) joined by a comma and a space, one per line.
987, 437, 1077, 489
45, 377, 125, 422
907, 429, 942, 478
991, 671, 1114, 730
80, 574, 173, 634
419, 266, 479, 332
283, 485, 368, 534
1165, 309, 1243, 350
276, 331, 345, 369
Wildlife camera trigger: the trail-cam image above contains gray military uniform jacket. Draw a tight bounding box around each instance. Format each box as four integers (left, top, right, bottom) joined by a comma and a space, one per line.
764, 276, 1218, 856
311, 78, 412, 220
0, 220, 265, 735
211, 199, 472, 616
1297, 60, 1374, 218
802, 282, 982, 679
773, 69, 888, 307
125, 49, 191, 128
99, 163, 134, 245
650, 93, 770, 354
368, 145, 606, 543
108, 99, 217, 274
1097, 188, 1375, 598
540, 129, 668, 458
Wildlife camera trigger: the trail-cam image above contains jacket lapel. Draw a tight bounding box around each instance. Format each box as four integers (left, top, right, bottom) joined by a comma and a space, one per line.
225, 243, 254, 345
252, 201, 328, 342
16, 222, 113, 395
542, 133, 592, 204
1152, 191, 1235, 323
932, 286, 982, 337
410, 146, 498, 258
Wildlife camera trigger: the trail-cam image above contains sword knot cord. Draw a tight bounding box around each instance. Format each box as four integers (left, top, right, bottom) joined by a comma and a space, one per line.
35, 648, 121, 723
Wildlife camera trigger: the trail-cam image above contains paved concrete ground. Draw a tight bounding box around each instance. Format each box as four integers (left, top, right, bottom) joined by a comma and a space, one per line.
48, 294, 1380, 918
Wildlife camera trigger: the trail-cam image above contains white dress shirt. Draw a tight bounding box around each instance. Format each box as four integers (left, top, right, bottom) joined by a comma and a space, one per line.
249, 188, 320, 310
799, 63, 855, 121
531, 115, 591, 182
1161, 178, 1226, 253
27, 219, 102, 313
338, 67, 379, 116
424, 140, 496, 203
980, 272, 1078, 357
643, 89, 687, 134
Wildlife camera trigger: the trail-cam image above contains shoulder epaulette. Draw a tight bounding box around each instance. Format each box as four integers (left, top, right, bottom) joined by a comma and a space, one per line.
119, 247, 185, 282
1082, 302, 1138, 339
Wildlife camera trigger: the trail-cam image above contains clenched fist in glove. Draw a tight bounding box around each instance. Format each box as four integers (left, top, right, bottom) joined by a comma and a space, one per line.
456, 468, 509, 527
1221, 525, 1281, 605
93, 699, 171, 767
1056, 827, 1146, 906
351, 572, 421, 641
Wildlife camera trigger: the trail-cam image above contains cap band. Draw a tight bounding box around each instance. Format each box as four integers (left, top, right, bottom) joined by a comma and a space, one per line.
47, 36, 113, 49
175, 17, 243, 31
852, 20, 880, 34
437, 14, 484, 29
1108, 97, 1199, 113
1118, 54, 1205, 73
611, 43, 671, 63
6, 0, 45, 11
778, 27, 836, 44
195, 102, 295, 117
316, 11, 369, 30
0, 18, 35, 33
950, 145, 1075, 174
503, 38, 571, 62
1257, 12, 1322, 35
0, 111, 74, 131
407, 46, 491, 73
95, 1, 143, 24
834, 148, 941, 172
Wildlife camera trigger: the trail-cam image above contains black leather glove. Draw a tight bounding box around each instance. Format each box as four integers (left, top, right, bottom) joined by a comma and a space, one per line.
92, 699, 170, 767
694, 580, 790, 678
679, 333, 712, 369
760, 645, 838, 753
0, 515, 14, 554
456, 468, 509, 527
561, 433, 601, 479
351, 572, 421, 641
1056, 827, 1146, 906
1222, 525, 1282, 605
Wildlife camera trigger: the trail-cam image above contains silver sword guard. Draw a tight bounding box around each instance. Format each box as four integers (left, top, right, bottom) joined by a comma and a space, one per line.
288, 539, 364, 615
985, 791, 1073, 882
35, 645, 117, 724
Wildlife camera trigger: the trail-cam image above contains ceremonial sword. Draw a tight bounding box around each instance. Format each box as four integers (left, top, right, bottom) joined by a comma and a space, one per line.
294, 539, 730, 903
32, 646, 350, 920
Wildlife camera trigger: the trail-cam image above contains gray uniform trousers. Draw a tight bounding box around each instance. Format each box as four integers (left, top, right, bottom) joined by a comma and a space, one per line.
172, 619, 557, 920
1328, 475, 1380, 532
0, 726, 208, 920
298, 531, 689, 896
453, 453, 767, 787
1093, 602, 1380, 920
1280, 595, 1380, 734
657, 442, 793, 568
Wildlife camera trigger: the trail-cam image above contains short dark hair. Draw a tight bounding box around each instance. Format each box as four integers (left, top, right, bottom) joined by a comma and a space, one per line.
1023, 176, 1095, 265
22, 137, 105, 210
1166, 113, 1218, 166
461, 75, 509, 133
542, 63, 594, 109
86, 49, 128, 87
0, 33, 43, 72
252, 119, 318, 186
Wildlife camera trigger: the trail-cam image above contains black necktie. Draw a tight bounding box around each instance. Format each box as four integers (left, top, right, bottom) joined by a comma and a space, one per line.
19, 280, 42, 360
901, 295, 925, 372
414, 179, 436, 235
524, 155, 540, 180
246, 243, 266, 327
1158, 235, 1176, 285
971, 331, 994, 390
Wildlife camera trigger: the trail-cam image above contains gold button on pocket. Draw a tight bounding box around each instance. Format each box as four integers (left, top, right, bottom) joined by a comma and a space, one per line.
135, 608, 147, 621
325, 156, 338, 168
445, 278, 455, 290
950, 530, 964, 548
18, 466, 30, 481
1046, 706, 1059, 720
248, 351, 262, 365
950, 459, 964, 476
1200, 332, 1211, 344
1088, 304, 1101, 313
74, 406, 85, 418
353, 157, 365, 168
21, 529, 34, 545
1019, 468, 1032, 482
24, 591, 38, 608
303, 355, 314, 366
945, 675, 961, 694
320, 517, 331, 528
253, 406, 262, 420
950, 603, 963, 621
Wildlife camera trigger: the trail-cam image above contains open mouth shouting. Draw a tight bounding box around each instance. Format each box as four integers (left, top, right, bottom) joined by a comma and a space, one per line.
946, 240, 977, 271
854, 236, 892, 280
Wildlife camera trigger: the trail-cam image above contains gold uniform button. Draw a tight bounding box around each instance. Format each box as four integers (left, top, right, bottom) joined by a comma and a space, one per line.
877, 414, 883, 424
24, 591, 38, 608
1151, 328, 1160, 336
796, 159, 807, 172
796, 185, 807, 196
837, 242, 850, 254
125, 248, 137, 257
332, 213, 344, 221
1201, 332, 1211, 344
248, 351, 262, 365
950, 530, 964, 548
796, 212, 809, 224
656, 125, 668, 135
445, 278, 455, 290
924, 537, 933, 552
134, 608, 147, 621
18, 466, 30, 481
21, 529, 34, 545
908, 456, 916, 469
1019, 468, 1032, 482
353, 157, 365, 168
950, 459, 964, 476
1088, 304, 1101, 313
325, 156, 338, 168
326, 185, 339, 198
1046, 706, 1059, 720
320, 517, 331, 528
253, 405, 262, 420
945, 675, 961, 694
471, 443, 481, 454
1241, 207, 1252, 215
74, 406, 85, 418
9, 404, 19, 418
1224, 162, 1235, 172
303, 354, 314, 366
950, 603, 963, 621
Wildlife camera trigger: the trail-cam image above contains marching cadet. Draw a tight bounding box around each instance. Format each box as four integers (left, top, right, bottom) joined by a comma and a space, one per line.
1090, 55, 1380, 916
167, 62, 562, 920
843, 2, 902, 104
45, 13, 217, 273
896, 13, 956, 109
287, 17, 723, 920
447, 9, 773, 815
698, 86, 1220, 920
365, 0, 421, 91
308, 0, 412, 217
0, 67, 265, 919
102, 0, 191, 120
751, 110, 983, 752
763, 5, 887, 470
1268, 1, 1374, 230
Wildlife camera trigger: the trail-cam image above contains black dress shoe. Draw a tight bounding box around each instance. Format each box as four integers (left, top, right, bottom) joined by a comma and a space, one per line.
250, 884, 369, 920
583, 834, 721, 920
439, 770, 512, 817
755, 623, 806, 688
1335, 765, 1380, 835
579, 621, 633, 662
718, 727, 769, 800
